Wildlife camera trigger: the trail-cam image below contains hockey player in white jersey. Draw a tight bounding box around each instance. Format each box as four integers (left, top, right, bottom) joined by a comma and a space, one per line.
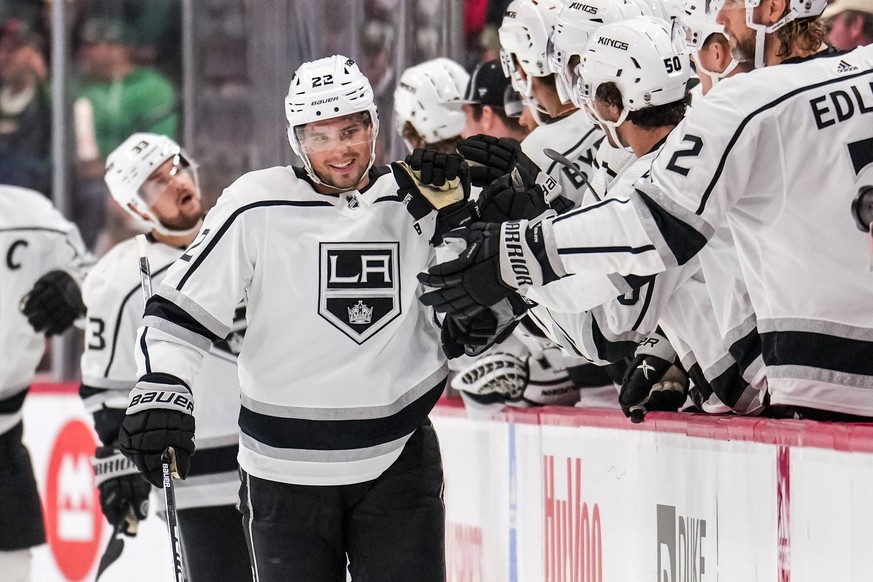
0, 185, 91, 581
420, 1, 873, 420
525, 17, 764, 418
116, 55, 481, 581
469, 0, 604, 207
548, 0, 645, 201
82, 133, 251, 580
394, 57, 469, 153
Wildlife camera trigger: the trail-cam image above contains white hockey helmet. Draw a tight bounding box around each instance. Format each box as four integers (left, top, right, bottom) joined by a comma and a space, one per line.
682, 0, 740, 85
498, 0, 562, 100
285, 55, 379, 188
576, 17, 690, 132
628, 0, 685, 21
706, 0, 827, 69
393, 57, 470, 149
104, 132, 201, 236
682, 0, 723, 48
548, 0, 644, 105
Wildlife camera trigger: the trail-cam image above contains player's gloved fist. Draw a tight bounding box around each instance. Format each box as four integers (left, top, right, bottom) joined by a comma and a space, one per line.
395, 150, 471, 211
20, 269, 85, 336
478, 165, 572, 222
619, 333, 688, 423
457, 134, 542, 187
404, 148, 469, 191
93, 445, 151, 534
418, 217, 566, 319
117, 376, 195, 488
441, 310, 499, 359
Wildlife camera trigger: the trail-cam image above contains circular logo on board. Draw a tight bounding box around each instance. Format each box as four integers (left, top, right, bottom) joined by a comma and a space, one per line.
44, 419, 103, 581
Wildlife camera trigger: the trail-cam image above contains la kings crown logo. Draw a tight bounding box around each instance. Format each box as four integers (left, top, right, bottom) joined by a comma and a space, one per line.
319, 242, 400, 344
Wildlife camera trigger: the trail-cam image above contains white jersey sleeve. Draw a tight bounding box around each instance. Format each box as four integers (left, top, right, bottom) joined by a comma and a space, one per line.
0, 186, 93, 405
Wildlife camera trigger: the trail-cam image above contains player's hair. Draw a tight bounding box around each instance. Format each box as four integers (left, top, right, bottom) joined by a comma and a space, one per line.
774, 15, 827, 58
468, 104, 527, 133
595, 82, 690, 129
401, 121, 460, 154
701, 31, 729, 51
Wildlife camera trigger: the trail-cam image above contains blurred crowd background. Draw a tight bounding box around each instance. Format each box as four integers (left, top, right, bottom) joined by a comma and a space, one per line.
1, 0, 871, 378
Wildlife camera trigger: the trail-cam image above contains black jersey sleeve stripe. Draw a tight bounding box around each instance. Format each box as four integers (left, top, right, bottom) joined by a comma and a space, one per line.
553, 195, 632, 223
144, 295, 220, 343
695, 67, 873, 215
706, 363, 747, 409
728, 327, 763, 375
238, 379, 445, 451
140, 328, 151, 374
558, 245, 657, 255
630, 276, 656, 332
761, 330, 873, 376
636, 189, 708, 266
588, 315, 639, 364
176, 200, 332, 291
0, 390, 28, 414
103, 264, 171, 377
186, 443, 240, 477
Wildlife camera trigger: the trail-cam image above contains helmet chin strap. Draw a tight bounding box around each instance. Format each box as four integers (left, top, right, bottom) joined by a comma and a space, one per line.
692, 53, 741, 86
585, 104, 632, 153
746, 6, 796, 69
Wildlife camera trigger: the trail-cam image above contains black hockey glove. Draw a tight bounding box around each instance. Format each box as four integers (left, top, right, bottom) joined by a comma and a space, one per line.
478, 165, 573, 222
619, 332, 688, 423
394, 149, 477, 244
418, 218, 566, 320
117, 375, 195, 488
457, 134, 541, 187
93, 445, 151, 534
20, 269, 85, 336
441, 310, 499, 359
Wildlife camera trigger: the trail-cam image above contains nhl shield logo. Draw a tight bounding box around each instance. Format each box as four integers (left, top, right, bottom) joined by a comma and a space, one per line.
319, 242, 401, 344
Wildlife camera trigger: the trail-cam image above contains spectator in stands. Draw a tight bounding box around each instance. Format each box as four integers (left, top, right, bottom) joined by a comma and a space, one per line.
458, 59, 530, 140
72, 16, 178, 252
823, 0, 873, 49
0, 18, 50, 195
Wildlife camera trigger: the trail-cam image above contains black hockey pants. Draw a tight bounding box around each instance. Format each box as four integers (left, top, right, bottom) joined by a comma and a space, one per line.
177, 504, 252, 582
239, 420, 446, 582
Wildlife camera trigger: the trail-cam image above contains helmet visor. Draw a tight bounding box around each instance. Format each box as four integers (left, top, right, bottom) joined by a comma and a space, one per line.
139, 154, 191, 203
294, 114, 375, 154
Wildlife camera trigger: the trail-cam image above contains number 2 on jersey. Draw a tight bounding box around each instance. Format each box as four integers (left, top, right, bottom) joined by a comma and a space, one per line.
666, 135, 704, 177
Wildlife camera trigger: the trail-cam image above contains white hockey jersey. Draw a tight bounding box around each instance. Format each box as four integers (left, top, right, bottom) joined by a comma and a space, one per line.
543, 46, 873, 415
80, 236, 243, 508
522, 109, 604, 207
135, 165, 447, 486
0, 185, 92, 435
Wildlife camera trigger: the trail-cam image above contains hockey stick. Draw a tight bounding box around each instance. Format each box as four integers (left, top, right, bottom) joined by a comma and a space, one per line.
94, 508, 138, 580
136, 234, 187, 582
542, 148, 599, 201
